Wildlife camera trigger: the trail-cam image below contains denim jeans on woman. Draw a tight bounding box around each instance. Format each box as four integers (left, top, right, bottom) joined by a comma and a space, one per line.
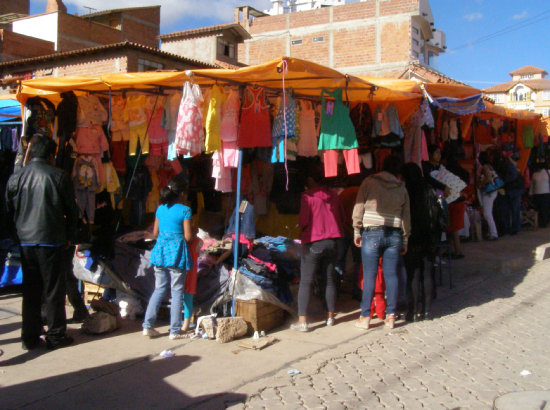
360, 227, 402, 317
143, 266, 186, 335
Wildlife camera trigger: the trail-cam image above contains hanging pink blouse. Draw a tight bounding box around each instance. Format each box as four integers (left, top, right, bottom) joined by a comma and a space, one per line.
237, 86, 271, 148
175, 81, 204, 156
220, 88, 239, 142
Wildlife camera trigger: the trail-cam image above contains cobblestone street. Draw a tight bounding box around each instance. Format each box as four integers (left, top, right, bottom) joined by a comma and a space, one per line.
231, 256, 550, 409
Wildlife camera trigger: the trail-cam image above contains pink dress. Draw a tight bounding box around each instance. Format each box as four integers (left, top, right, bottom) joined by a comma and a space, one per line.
175, 81, 204, 156
237, 86, 271, 148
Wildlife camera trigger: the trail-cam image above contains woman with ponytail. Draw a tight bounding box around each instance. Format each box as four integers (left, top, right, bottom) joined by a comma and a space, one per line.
142, 175, 194, 339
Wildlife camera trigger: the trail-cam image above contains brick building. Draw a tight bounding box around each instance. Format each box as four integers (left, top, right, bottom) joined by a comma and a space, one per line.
484, 66, 550, 116
0, 41, 214, 87
11, 1, 160, 52
233, 0, 446, 77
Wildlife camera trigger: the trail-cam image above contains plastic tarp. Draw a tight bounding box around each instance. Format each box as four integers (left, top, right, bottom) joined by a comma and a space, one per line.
18, 56, 420, 106
0, 99, 21, 119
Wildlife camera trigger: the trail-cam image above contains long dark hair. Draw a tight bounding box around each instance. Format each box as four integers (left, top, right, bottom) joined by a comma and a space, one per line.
160, 175, 188, 205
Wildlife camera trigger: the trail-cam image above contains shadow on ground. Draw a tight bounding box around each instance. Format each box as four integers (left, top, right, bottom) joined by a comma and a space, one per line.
1, 354, 247, 409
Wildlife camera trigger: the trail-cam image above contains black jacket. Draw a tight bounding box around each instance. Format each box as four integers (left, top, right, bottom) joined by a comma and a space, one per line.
5, 158, 78, 244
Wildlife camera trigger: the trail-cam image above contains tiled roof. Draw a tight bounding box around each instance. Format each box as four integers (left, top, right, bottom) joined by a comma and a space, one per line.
159, 23, 250, 41
400, 61, 464, 85
484, 79, 550, 93
0, 41, 215, 69
509, 65, 548, 76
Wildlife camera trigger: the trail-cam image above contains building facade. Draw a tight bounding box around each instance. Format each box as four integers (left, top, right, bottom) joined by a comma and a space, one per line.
159, 23, 250, 68
233, 0, 446, 77
484, 66, 550, 116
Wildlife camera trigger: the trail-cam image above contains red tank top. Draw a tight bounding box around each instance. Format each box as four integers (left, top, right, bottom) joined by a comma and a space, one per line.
237, 86, 272, 148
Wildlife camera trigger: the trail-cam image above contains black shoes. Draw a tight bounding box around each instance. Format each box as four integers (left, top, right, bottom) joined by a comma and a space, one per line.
46, 335, 74, 350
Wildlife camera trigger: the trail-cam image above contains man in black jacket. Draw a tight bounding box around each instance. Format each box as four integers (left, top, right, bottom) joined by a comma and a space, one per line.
6, 134, 78, 350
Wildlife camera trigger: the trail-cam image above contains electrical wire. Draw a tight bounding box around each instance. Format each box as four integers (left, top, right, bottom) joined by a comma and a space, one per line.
450, 8, 550, 52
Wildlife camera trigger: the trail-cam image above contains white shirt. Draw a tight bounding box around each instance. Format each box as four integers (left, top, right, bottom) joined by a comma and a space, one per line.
530, 169, 550, 195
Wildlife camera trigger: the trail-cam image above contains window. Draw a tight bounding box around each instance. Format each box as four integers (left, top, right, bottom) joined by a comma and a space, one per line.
291, 39, 302, 46
217, 39, 235, 59
543, 90, 550, 100
493, 93, 505, 103
313, 36, 324, 43
512, 85, 529, 102
543, 108, 550, 117
520, 74, 534, 79
137, 59, 163, 72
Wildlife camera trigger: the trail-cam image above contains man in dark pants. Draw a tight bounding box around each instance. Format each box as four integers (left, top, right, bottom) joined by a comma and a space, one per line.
6, 134, 78, 350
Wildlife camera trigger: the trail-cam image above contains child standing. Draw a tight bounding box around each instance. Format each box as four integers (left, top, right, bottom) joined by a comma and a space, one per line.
181, 236, 201, 333
143, 176, 194, 339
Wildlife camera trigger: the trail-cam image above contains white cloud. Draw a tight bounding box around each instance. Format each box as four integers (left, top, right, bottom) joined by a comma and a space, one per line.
60, 0, 272, 27
513, 10, 528, 20
464, 12, 483, 22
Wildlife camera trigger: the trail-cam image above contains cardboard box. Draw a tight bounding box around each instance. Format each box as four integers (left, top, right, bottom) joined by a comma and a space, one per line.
235, 299, 285, 335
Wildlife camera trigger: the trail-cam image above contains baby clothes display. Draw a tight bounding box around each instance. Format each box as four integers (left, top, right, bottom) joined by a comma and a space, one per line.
204, 85, 225, 153
145, 95, 169, 156
318, 89, 359, 177
175, 81, 204, 156
73, 155, 99, 224
124, 94, 149, 155
238, 86, 271, 148
76, 95, 107, 128
110, 96, 130, 142
296, 100, 318, 157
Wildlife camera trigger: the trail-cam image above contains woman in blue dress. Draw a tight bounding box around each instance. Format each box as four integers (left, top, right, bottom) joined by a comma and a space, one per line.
142, 175, 194, 339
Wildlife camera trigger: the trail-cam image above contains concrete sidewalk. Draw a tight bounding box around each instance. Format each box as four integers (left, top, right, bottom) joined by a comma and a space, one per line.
1, 228, 549, 408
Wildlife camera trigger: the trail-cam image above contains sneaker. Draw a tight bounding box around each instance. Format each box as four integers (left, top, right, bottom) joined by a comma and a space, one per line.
326, 318, 335, 326
142, 328, 160, 338
290, 322, 309, 332
46, 335, 74, 350
169, 333, 188, 340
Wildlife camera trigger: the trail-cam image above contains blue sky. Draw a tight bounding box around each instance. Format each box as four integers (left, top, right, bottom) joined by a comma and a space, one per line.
29, 0, 550, 89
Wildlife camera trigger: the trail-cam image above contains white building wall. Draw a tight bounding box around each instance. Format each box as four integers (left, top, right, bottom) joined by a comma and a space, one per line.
13, 13, 59, 50
161, 37, 215, 64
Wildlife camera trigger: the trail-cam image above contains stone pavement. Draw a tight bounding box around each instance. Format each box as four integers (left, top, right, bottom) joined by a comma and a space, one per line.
1, 229, 550, 409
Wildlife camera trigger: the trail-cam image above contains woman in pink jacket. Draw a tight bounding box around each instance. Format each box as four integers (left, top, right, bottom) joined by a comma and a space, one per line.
291, 165, 345, 332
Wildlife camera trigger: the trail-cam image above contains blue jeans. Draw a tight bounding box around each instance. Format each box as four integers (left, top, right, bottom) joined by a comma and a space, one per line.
143, 266, 186, 335
506, 188, 523, 234
360, 228, 402, 317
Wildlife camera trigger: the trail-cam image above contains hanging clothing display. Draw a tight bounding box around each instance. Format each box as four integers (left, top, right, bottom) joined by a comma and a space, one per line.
72, 155, 99, 224
318, 89, 357, 150
318, 89, 358, 177
77, 95, 107, 128
110, 96, 130, 142
146, 95, 168, 156
271, 92, 297, 163
349, 102, 373, 151
124, 94, 150, 156
175, 81, 204, 156
162, 91, 182, 161
238, 86, 271, 148
403, 99, 434, 167
372, 103, 403, 147
296, 100, 318, 157
204, 85, 225, 153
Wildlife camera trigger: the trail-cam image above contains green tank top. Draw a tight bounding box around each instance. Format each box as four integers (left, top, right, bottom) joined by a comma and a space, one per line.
318, 89, 358, 150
